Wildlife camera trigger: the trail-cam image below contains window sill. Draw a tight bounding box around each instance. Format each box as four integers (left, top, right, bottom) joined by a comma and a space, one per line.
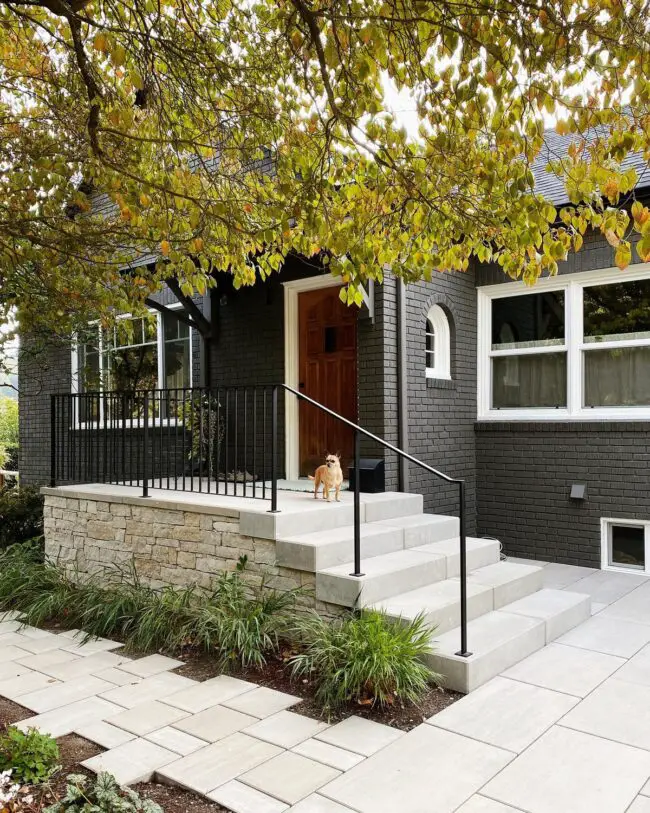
426, 378, 455, 391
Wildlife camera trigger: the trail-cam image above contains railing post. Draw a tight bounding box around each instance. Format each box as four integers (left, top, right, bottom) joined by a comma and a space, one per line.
50, 395, 56, 487
268, 385, 279, 513
455, 479, 472, 657
350, 429, 364, 577
142, 391, 150, 498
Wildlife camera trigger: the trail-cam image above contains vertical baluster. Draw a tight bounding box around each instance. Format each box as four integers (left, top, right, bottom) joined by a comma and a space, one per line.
207, 389, 213, 495
198, 389, 204, 493
225, 389, 230, 496
269, 386, 278, 513
216, 389, 221, 496
234, 389, 238, 496
262, 388, 267, 500
252, 389, 257, 498
350, 429, 363, 577
243, 388, 248, 498
142, 391, 149, 498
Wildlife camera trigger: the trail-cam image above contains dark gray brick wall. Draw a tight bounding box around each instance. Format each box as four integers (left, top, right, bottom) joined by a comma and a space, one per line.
475, 229, 650, 567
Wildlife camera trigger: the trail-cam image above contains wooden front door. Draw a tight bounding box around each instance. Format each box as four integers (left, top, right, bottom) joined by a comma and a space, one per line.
298, 286, 357, 476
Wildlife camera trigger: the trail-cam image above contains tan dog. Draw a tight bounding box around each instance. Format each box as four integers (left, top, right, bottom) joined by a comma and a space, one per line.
308, 454, 343, 502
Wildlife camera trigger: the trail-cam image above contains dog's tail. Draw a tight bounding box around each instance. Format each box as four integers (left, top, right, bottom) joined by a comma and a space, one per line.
307, 475, 315, 481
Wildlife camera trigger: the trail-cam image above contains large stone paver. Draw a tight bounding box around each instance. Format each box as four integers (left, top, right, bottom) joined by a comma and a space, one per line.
483, 725, 650, 813
9, 633, 64, 655
240, 752, 341, 806
502, 642, 625, 697
245, 711, 330, 749
314, 717, 402, 758
17, 696, 124, 738
601, 583, 650, 626
173, 705, 257, 742
62, 636, 124, 656
428, 676, 577, 753
0, 646, 33, 665
292, 739, 364, 772
556, 616, 650, 658
0, 670, 59, 700
145, 726, 206, 756
0, 662, 31, 682
287, 797, 354, 813
119, 654, 183, 678
158, 733, 282, 795
628, 799, 650, 813
18, 674, 114, 713
455, 797, 522, 812
320, 724, 513, 813
223, 687, 302, 719
614, 643, 650, 687
83, 737, 178, 785
569, 571, 647, 606
560, 678, 650, 751
541, 563, 595, 589
75, 719, 136, 748
208, 780, 289, 813
94, 667, 140, 686
38, 651, 130, 680
162, 675, 256, 713
107, 700, 189, 736
17, 648, 80, 671
100, 672, 196, 709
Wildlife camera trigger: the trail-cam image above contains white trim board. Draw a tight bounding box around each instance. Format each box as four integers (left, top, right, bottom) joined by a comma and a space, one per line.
282, 275, 344, 481
601, 517, 650, 575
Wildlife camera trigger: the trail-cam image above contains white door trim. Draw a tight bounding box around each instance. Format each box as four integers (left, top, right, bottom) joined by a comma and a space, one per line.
283, 275, 343, 481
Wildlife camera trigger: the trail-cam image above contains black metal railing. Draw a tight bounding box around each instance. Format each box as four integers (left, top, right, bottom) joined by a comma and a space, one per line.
51, 384, 470, 657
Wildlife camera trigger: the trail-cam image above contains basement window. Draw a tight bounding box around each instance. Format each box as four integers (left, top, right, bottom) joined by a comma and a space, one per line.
602, 519, 649, 573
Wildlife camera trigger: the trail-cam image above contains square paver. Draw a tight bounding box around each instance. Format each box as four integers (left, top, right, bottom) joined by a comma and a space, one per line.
560, 678, 650, 750
145, 726, 207, 756
163, 675, 256, 713
0, 670, 59, 701
208, 779, 289, 813
502, 643, 625, 697
483, 725, 650, 813
455, 797, 523, 812
245, 711, 329, 749
556, 616, 650, 658
600, 582, 650, 625
568, 571, 647, 606
118, 654, 183, 678
287, 797, 355, 813
39, 651, 130, 680
17, 697, 125, 738
18, 675, 114, 713
292, 739, 364, 772
83, 737, 178, 785
322, 724, 513, 813
222, 687, 301, 719
107, 700, 189, 736
158, 733, 282, 795
429, 676, 577, 753
100, 673, 196, 709
240, 752, 341, 805
173, 705, 258, 743
75, 720, 136, 749
315, 717, 403, 757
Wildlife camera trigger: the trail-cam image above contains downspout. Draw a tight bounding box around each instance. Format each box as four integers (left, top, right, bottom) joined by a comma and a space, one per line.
396, 278, 409, 491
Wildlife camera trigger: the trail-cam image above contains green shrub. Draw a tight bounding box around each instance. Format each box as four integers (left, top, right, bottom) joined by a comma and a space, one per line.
290, 610, 440, 712
0, 727, 60, 785
44, 773, 162, 813
0, 486, 44, 548
124, 582, 196, 654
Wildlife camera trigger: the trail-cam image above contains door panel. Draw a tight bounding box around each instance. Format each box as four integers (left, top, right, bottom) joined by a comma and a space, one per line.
298, 287, 357, 476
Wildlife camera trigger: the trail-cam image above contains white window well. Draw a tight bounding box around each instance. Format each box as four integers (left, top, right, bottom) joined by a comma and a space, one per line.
425, 304, 451, 380
601, 518, 650, 574
478, 264, 650, 419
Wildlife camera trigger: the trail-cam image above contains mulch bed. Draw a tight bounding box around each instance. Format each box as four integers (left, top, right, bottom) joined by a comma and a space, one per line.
175, 650, 462, 731
134, 782, 227, 813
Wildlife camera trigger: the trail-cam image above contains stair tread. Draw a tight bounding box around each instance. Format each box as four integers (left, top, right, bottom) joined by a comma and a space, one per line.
498, 588, 590, 619
370, 578, 493, 617
411, 537, 500, 555
430, 610, 544, 658
280, 523, 398, 546
466, 561, 543, 587
318, 549, 445, 579
374, 514, 457, 529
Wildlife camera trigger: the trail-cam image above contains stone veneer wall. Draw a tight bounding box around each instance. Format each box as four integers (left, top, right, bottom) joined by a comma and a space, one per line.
43, 493, 339, 617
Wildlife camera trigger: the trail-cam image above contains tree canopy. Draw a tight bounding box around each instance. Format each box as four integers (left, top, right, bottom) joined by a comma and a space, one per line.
2, 0, 650, 361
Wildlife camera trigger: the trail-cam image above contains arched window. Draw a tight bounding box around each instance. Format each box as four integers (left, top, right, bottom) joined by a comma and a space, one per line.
425, 305, 451, 380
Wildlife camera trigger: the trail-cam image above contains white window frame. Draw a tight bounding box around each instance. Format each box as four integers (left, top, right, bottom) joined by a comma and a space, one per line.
601, 517, 650, 575
425, 304, 451, 380
478, 263, 650, 420
71, 304, 192, 428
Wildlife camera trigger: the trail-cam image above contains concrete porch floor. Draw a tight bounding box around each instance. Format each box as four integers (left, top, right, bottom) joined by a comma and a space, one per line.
2, 563, 650, 812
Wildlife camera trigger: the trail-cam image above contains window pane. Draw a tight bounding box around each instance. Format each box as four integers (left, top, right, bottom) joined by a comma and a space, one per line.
610, 524, 645, 569
108, 346, 158, 392
492, 291, 565, 349
78, 343, 100, 392
492, 353, 567, 408
584, 278, 650, 342
164, 313, 189, 342
584, 346, 650, 407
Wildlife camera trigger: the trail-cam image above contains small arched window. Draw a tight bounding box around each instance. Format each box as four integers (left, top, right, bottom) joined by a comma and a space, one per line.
425, 305, 451, 380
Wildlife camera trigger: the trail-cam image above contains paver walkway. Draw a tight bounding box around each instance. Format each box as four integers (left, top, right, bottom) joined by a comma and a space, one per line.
1, 560, 650, 812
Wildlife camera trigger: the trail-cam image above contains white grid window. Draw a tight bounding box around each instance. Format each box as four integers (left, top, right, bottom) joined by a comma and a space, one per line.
478, 264, 650, 420
425, 305, 451, 380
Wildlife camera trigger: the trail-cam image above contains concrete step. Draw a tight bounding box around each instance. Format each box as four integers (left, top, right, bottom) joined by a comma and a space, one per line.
315, 549, 448, 607
370, 579, 494, 635
360, 492, 424, 523
411, 537, 501, 577
276, 524, 405, 572
425, 611, 546, 693
498, 588, 590, 643
464, 561, 543, 609
374, 514, 460, 548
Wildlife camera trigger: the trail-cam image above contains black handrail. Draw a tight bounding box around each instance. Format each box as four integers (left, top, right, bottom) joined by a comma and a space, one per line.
276, 384, 471, 658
